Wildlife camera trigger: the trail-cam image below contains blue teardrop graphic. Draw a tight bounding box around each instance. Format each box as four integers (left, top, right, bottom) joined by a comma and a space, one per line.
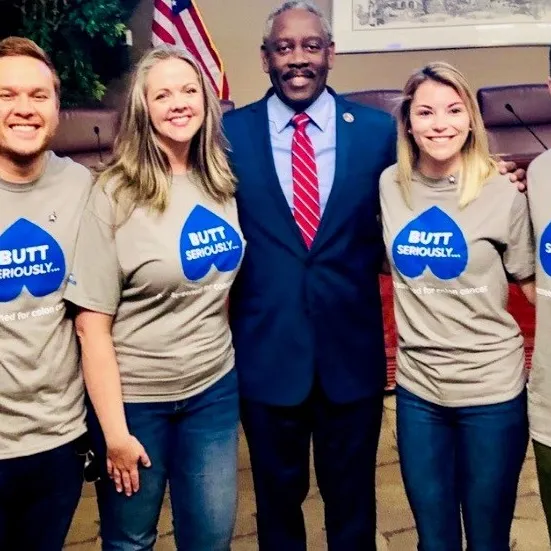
392, 206, 468, 280
539, 221, 551, 276
180, 205, 243, 281
0, 218, 66, 302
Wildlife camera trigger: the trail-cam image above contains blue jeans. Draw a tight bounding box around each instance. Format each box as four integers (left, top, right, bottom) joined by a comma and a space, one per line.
0, 438, 84, 551
397, 385, 528, 551
93, 369, 239, 551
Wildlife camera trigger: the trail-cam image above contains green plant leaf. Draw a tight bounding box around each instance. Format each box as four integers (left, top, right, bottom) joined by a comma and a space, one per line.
7, 0, 131, 107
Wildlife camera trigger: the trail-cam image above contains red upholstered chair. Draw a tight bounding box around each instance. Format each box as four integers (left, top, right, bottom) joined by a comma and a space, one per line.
477, 84, 551, 167
339, 89, 402, 389
341, 89, 402, 116
476, 85, 540, 367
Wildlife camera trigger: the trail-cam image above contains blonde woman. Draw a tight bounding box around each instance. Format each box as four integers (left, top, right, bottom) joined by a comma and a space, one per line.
379, 62, 535, 551
64, 45, 244, 550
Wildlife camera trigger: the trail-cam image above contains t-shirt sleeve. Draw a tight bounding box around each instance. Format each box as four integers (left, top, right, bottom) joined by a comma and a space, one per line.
63, 184, 122, 315
503, 191, 535, 282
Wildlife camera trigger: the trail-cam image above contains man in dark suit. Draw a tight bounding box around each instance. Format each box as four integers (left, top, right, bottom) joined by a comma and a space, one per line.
223, 2, 392, 549
223, 2, 522, 549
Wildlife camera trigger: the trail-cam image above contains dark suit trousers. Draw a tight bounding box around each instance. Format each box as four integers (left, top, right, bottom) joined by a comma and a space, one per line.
240, 379, 384, 551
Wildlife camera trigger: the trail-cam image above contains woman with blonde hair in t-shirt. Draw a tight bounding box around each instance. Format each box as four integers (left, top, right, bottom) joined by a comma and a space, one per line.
64, 44, 244, 550
379, 61, 535, 551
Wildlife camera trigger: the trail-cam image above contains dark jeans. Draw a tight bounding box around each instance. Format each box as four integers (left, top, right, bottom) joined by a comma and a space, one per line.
0, 438, 84, 551
92, 369, 239, 551
397, 385, 528, 551
533, 439, 551, 546
240, 380, 383, 551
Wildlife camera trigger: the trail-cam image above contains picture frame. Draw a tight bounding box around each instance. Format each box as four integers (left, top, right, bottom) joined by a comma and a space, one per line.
331, 1, 551, 54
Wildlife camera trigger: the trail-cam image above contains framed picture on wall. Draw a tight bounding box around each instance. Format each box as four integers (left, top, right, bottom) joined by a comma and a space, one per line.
332, 1, 551, 53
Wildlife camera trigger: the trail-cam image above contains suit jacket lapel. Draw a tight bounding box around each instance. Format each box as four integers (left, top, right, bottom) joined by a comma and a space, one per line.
249, 99, 306, 250
310, 97, 352, 253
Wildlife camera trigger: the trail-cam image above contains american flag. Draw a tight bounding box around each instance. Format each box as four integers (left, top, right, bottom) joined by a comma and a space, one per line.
152, 0, 230, 100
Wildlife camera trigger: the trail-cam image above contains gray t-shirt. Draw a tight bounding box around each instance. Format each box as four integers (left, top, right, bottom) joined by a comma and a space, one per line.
64, 174, 245, 402
380, 164, 534, 407
0, 152, 91, 459
527, 150, 551, 447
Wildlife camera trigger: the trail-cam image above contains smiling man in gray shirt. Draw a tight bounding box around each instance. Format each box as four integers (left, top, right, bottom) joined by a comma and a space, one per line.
0, 37, 91, 551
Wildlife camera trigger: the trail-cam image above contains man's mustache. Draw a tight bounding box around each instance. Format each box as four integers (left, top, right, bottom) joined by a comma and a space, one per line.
283, 70, 315, 81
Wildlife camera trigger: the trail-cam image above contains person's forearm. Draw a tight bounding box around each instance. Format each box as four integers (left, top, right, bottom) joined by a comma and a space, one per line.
78, 330, 129, 446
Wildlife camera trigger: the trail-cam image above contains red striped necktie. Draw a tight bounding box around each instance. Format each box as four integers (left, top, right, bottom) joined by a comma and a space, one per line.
291, 113, 320, 249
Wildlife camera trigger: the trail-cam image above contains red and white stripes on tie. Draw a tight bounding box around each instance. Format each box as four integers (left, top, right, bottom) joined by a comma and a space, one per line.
291, 113, 320, 249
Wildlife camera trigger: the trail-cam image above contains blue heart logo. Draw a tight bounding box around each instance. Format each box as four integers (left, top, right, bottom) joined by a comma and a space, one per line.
0, 218, 66, 302
180, 205, 243, 281
392, 206, 468, 280
539, 221, 551, 276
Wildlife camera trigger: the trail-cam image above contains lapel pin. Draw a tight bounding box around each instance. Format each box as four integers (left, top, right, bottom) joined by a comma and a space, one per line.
343, 112, 354, 123
49, 211, 57, 223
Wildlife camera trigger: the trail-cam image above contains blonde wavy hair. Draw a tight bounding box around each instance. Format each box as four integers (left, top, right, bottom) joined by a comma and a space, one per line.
97, 44, 235, 214
396, 61, 496, 209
